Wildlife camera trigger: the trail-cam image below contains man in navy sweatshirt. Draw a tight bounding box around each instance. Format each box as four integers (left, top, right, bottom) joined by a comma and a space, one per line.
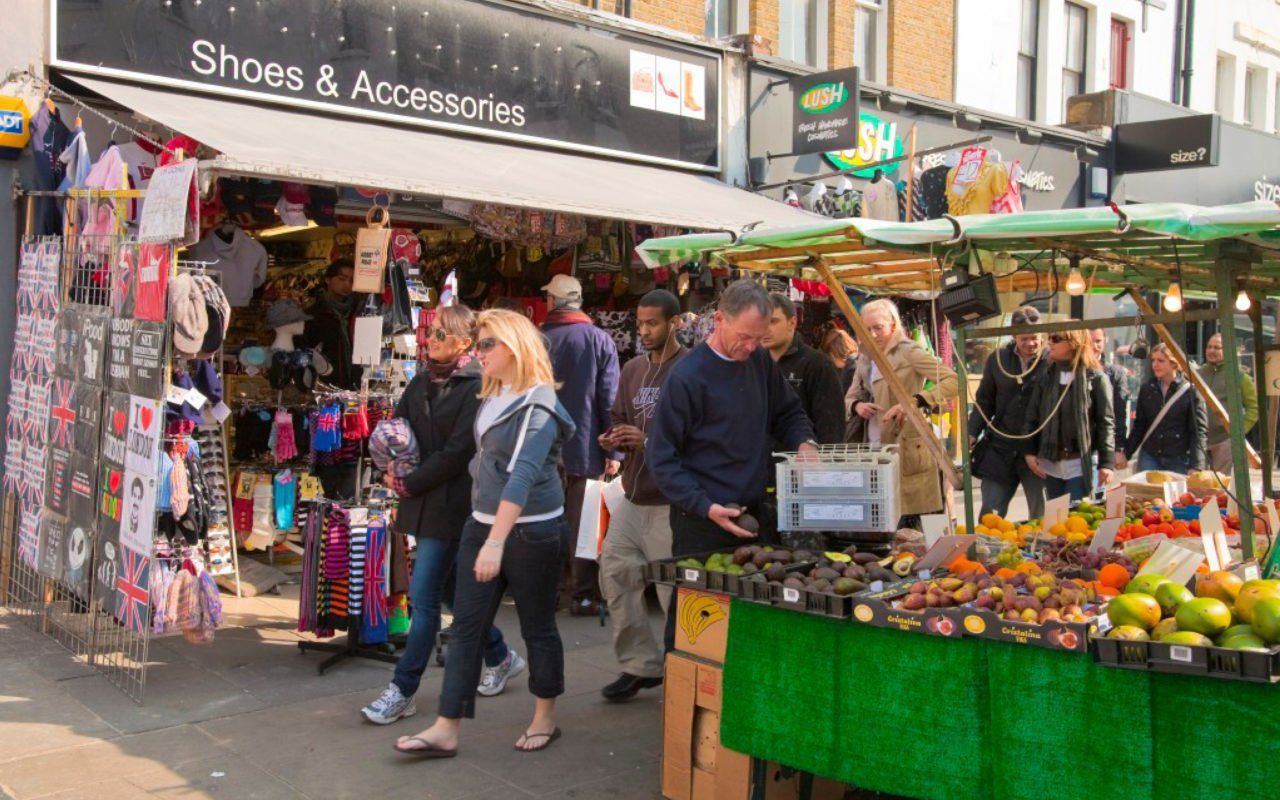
648, 279, 817, 558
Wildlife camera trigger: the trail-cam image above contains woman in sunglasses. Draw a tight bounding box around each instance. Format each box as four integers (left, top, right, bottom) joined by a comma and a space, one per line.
397, 309, 575, 758
1022, 329, 1116, 502
364, 304, 522, 726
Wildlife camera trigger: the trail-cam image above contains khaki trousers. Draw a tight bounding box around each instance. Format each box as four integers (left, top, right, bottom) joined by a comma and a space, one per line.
598, 496, 673, 679
1208, 441, 1234, 475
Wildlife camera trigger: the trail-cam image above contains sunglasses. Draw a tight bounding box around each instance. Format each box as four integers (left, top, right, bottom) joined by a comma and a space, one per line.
475, 337, 500, 353
427, 327, 451, 342
1048, 334, 1068, 343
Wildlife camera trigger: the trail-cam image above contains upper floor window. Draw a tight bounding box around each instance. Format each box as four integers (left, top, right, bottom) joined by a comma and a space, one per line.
1109, 17, 1130, 89
1017, 0, 1039, 119
705, 0, 738, 39
779, 0, 821, 67
855, 0, 887, 83
1062, 2, 1089, 119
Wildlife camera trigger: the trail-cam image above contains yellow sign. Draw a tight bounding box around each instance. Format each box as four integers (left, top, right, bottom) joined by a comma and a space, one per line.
0, 96, 31, 157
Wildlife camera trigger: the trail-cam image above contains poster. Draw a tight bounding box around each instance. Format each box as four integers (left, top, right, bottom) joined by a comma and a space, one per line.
115, 545, 151, 633
45, 446, 73, 516
3, 439, 23, 496
99, 462, 124, 532
129, 322, 165, 397
64, 521, 93, 600
32, 317, 57, 378
48, 379, 78, 450
113, 241, 137, 318
107, 317, 133, 391
119, 470, 156, 556
138, 159, 197, 244
72, 383, 103, 453
78, 308, 108, 386
93, 531, 121, 617
16, 502, 41, 568
125, 395, 161, 475
36, 512, 68, 580
67, 453, 98, 539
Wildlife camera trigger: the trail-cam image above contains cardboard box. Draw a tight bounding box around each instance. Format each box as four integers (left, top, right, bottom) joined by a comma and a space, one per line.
663, 653, 848, 800
956, 607, 1095, 652
851, 581, 964, 637
674, 588, 732, 663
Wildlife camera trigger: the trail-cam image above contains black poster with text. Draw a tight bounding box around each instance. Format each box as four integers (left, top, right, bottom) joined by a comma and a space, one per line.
130, 322, 166, 398
107, 318, 134, 393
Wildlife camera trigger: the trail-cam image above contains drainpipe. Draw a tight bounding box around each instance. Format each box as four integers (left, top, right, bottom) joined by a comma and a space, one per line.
1172, 0, 1185, 104
1180, 0, 1196, 107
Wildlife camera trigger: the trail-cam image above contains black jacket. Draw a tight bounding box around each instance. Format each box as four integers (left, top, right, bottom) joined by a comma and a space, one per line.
1126, 376, 1207, 471
303, 296, 364, 389
392, 360, 482, 540
968, 343, 1050, 480
775, 337, 845, 445
1104, 362, 1133, 447
1023, 365, 1115, 495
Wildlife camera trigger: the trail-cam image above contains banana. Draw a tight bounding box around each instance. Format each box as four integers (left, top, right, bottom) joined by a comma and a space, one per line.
681, 594, 726, 643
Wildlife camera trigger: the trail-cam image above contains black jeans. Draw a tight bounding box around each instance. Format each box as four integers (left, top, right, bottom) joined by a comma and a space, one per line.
663, 507, 744, 651
438, 516, 568, 720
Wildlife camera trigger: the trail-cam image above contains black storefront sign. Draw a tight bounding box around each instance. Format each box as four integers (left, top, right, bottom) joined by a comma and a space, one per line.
790, 68, 859, 156
1114, 114, 1221, 174
52, 0, 721, 171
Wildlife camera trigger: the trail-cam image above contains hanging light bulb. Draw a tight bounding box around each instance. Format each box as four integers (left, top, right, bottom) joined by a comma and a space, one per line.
1163, 282, 1183, 312
1065, 267, 1086, 296
1236, 289, 1252, 312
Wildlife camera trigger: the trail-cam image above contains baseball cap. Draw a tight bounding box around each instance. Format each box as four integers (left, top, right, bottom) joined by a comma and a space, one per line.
541, 274, 583, 303
265, 299, 312, 330
1010, 306, 1041, 326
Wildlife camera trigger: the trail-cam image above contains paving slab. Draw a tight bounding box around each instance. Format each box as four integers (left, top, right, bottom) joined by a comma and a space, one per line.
0, 661, 120, 764
125, 756, 302, 799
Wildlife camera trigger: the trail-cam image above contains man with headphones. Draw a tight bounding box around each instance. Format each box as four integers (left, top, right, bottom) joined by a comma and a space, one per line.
596, 289, 686, 703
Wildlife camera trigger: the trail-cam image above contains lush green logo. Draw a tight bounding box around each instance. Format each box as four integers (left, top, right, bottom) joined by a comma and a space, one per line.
823, 112, 904, 178
798, 82, 849, 115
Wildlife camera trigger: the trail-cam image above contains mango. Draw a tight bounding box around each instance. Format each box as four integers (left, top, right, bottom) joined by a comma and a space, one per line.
1126, 574, 1172, 596
1249, 597, 1280, 644
1175, 597, 1233, 638
1234, 580, 1280, 624
1195, 570, 1244, 603
1107, 625, 1150, 641
1107, 593, 1162, 631
1152, 618, 1180, 640
1155, 582, 1195, 616
1161, 631, 1213, 647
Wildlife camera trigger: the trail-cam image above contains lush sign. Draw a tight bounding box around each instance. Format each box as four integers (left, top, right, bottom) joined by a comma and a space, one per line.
823, 112, 905, 178
789, 68, 859, 156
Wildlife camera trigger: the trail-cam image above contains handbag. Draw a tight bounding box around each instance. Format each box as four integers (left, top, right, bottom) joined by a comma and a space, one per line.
574, 478, 622, 562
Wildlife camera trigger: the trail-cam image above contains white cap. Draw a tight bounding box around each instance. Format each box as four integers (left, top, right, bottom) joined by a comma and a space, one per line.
541, 274, 583, 303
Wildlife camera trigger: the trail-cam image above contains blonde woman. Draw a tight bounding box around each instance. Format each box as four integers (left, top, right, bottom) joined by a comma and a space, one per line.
851, 299, 958, 526
1022, 329, 1115, 501
1121, 343, 1206, 474
397, 310, 575, 758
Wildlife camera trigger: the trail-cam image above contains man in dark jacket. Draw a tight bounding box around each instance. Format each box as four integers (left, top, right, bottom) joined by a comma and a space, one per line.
763, 293, 845, 445
969, 307, 1050, 519
541, 274, 621, 616
304, 259, 363, 390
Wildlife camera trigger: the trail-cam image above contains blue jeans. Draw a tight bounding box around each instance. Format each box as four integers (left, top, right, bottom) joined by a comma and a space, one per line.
392, 537, 508, 698
1044, 475, 1087, 503
1137, 452, 1190, 475
439, 517, 568, 720
979, 462, 1047, 520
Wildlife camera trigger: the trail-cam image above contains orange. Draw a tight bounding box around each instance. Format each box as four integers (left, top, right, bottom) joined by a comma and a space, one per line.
1098, 563, 1130, 591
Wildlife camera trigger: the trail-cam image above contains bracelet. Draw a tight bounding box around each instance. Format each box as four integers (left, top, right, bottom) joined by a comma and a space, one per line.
483, 539, 505, 550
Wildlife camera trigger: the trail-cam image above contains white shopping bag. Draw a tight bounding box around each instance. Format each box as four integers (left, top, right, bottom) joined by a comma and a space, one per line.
575, 479, 621, 562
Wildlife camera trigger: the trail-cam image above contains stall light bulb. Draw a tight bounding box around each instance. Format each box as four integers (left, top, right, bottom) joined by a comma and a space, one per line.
1236, 289, 1252, 312
1065, 267, 1086, 296
1163, 283, 1183, 312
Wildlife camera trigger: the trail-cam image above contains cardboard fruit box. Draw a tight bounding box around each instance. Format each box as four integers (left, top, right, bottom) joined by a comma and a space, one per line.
851, 580, 964, 637
955, 605, 1097, 653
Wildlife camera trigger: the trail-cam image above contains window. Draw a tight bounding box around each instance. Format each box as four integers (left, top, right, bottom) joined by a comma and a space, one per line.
1274, 78, 1280, 132
1244, 65, 1263, 127
779, 0, 820, 67
854, 0, 886, 83
1215, 54, 1233, 118
1017, 0, 1039, 119
1109, 18, 1130, 89
1061, 2, 1088, 119
705, 0, 736, 39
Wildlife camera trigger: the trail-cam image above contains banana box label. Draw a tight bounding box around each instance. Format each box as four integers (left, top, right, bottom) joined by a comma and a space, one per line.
675, 588, 731, 663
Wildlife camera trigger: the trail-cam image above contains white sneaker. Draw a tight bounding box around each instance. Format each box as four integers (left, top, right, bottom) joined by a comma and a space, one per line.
477, 650, 526, 697
361, 683, 417, 724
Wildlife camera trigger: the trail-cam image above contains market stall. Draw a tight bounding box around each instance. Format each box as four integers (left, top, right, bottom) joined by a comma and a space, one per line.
639, 201, 1280, 800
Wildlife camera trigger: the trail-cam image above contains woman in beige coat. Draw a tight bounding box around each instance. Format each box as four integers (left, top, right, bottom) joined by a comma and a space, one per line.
850, 299, 959, 525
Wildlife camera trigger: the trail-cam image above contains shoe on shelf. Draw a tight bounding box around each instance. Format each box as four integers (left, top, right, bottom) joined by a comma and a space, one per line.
569, 598, 600, 617
477, 649, 526, 697
361, 683, 417, 724
601, 673, 663, 702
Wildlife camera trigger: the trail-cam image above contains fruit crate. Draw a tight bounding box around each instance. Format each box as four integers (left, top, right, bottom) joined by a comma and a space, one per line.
779, 497, 896, 532
776, 444, 899, 502
955, 607, 1096, 653
771, 582, 857, 619
644, 551, 726, 589
737, 562, 814, 605
850, 580, 964, 637
1092, 637, 1280, 683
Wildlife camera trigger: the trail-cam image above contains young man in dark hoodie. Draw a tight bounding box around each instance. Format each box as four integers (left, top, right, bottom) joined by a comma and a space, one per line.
762, 293, 846, 445
541, 274, 621, 616
648, 280, 817, 645
597, 290, 686, 702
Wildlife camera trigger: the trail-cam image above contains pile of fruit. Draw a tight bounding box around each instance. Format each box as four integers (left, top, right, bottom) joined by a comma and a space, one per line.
1106, 571, 1280, 650
674, 546, 808, 578
769, 548, 923, 596
1045, 501, 1106, 544
962, 513, 1040, 547
1032, 539, 1138, 590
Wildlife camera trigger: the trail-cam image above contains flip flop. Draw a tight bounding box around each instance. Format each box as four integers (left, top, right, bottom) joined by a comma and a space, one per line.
515, 727, 562, 752
394, 737, 458, 759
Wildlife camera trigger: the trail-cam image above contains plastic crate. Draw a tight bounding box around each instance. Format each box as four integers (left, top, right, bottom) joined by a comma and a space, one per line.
776, 444, 899, 502
1093, 636, 1280, 683
772, 582, 856, 618
779, 497, 895, 532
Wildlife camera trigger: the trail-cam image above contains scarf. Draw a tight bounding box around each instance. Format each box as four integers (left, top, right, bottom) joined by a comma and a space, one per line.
543, 308, 594, 326
427, 356, 462, 384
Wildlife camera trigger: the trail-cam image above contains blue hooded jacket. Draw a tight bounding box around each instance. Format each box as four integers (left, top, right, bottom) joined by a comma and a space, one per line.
542, 309, 620, 477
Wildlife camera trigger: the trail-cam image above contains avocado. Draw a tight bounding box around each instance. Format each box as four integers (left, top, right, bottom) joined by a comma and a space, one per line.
765, 564, 788, 583
783, 576, 806, 589
833, 577, 864, 596
732, 546, 755, 566
738, 514, 761, 535
814, 567, 841, 581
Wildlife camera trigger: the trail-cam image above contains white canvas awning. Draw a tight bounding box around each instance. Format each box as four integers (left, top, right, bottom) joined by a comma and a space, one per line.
70, 76, 816, 231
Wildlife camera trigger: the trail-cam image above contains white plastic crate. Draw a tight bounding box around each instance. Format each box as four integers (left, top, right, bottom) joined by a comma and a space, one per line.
778, 496, 897, 532
776, 444, 899, 502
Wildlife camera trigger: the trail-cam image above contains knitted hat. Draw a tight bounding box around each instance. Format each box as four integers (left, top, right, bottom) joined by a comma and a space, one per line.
265, 298, 311, 330
369, 418, 419, 470
195, 275, 231, 353
168, 273, 209, 356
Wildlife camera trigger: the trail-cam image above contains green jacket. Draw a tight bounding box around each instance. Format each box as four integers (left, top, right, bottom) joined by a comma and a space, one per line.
1198, 361, 1258, 445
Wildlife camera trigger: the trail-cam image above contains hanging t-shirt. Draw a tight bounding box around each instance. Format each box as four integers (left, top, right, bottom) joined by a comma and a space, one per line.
184, 227, 268, 307
117, 140, 158, 224
947, 160, 1011, 217
273, 470, 297, 530
860, 178, 900, 221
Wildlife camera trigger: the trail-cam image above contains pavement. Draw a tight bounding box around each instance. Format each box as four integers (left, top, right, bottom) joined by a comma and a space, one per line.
0, 583, 665, 800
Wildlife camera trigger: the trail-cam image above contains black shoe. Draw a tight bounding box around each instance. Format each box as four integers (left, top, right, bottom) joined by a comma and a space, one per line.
602, 673, 663, 702
569, 598, 600, 617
